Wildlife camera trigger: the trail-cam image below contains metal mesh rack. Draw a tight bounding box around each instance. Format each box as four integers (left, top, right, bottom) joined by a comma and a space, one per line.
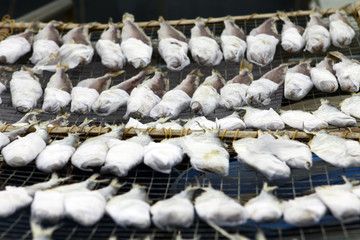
1, 9, 360, 240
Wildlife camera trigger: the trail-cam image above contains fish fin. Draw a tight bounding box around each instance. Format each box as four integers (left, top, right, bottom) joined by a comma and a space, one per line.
123, 12, 135, 22
207, 220, 250, 240
262, 182, 277, 192
189, 68, 203, 77
240, 59, 253, 72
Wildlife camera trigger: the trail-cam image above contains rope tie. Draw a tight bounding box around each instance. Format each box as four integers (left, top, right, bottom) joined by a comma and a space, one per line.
68, 125, 76, 133
123, 127, 134, 138
180, 128, 184, 137
97, 126, 103, 136
185, 128, 191, 135
1, 124, 12, 133
291, 130, 299, 140
174, 18, 187, 27
220, 129, 228, 141
168, 128, 173, 138
233, 129, 240, 142
162, 128, 168, 139
47, 125, 60, 134
85, 125, 97, 137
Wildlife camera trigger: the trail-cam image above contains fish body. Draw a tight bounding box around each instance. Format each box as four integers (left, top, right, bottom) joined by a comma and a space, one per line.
340, 94, 360, 118
329, 11, 355, 48
279, 14, 305, 53
310, 58, 338, 92
303, 13, 330, 53
215, 112, 246, 131
331, 52, 360, 92
280, 110, 328, 131
284, 60, 313, 100
243, 107, 284, 130
0, 29, 33, 64
221, 17, 247, 62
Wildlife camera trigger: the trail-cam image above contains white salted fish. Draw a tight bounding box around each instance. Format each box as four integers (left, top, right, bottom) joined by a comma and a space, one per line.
279, 12, 305, 53
71, 71, 122, 114
100, 130, 153, 176
2, 125, 50, 167
284, 59, 313, 100
313, 99, 356, 127
309, 131, 360, 168
182, 128, 229, 176
36, 133, 79, 173
215, 112, 246, 131
282, 193, 326, 227
10, 68, 43, 113
42, 63, 72, 113
30, 22, 61, 64
246, 63, 288, 106
151, 186, 198, 231
0, 29, 33, 64
42, 112, 70, 127
96, 22, 126, 70
144, 138, 183, 174
189, 18, 222, 66
183, 116, 216, 131
329, 51, 360, 92
124, 71, 168, 119
246, 18, 279, 67
310, 58, 338, 93
121, 13, 152, 68
106, 184, 151, 228
31, 174, 100, 224
12, 110, 41, 127
124, 117, 148, 129
220, 59, 253, 109
316, 177, 360, 222
303, 12, 330, 53
195, 184, 248, 226
280, 110, 328, 131
221, 17, 247, 63
329, 10, 355, 48
0, 173, 66, 218
340, 93, 360, 118
93, 67, 154, 116
64, 179, 123, 226
158, 16, 190, 71
190, 70, 225, 116
245, 183, 282, 222
34, 26, 94, 73
150, 69, 200, 119
71, 126, 124, 171
242, 107, 284, 130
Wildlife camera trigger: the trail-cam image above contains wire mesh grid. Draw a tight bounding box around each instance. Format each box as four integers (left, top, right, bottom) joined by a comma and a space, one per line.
1, 12, 360, 240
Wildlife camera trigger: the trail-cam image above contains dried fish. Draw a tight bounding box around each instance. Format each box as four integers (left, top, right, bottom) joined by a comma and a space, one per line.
0, 29, 33, 64
121, 13, 152, 68
329, 11, 355, 48
150, 69, 200, 119
10, 68, 43, 113
106, 184, 151, 229
310, 58, 338, 93
12, 110, 41, 127
215, 112, 246, 131
303, 12, 330, 53
183, 116, 216, 131
0, 66, 12, 103
246, 18, 279, 66
191, 70, 225, 116
279, 12, 305, 53
158, 17, 190, 71
124, 117, 149, 129
284, 59, 313, 100
42, 112, 70, 127
313, 99, 356, 127
189, 18, 222, 66
1, 123, 34, 149
280, 110, 328, 131
242, 107, 284, 130
221, 17, 247, 63
340, 93, 360, 118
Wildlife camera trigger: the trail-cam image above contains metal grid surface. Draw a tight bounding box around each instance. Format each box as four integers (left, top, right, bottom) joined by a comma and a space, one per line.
0, 13, 360, 239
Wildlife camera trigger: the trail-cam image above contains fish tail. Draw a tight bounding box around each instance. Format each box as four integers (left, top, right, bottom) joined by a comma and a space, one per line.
105, 70, 125, 78
327, 51, 345, 61
31, 219, 59, 240
158, 16, 165, 22
189, 68, 203, 77
320, 98, 329, 105
339, 3, 353, 14
141, 66, 159, 75
56, 62, 70, 70
262, 182, 278, 192
299, 58, 312, 64
277, 11, 290, 22
123, 12, 135, 22
109, 178, 126, 189
239, 59, 253, 72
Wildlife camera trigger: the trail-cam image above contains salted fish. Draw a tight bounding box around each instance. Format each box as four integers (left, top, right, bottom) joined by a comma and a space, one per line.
96, 23, 126, 70
183, 116, 216, 131
246, 63, 288, 106
309, 132, 360, 168
64, 179, 123, 226
150, 69, 200, 119
280, 110, 328, 131
34, 26, 94, 73
124, 117, 148, 129
100, 130, 153, 176
36, 133, 79, 173
0, 29, 33, 64
189, 18, 222, 66
220, 59, 253, 109
121, 13, 152, 68
106, 184, 151, 229
340, 93, 360, 118
10, 68, 43, 113
30, 22, 61, 64
242, 107, 284, 130
195, 185, 248, 226
71, 126, 124, 171
12, 110, 41, 127
0, 123, 35, 150
310, 58, 338, 93
158, 17, 190, 71
245, 183, 282, 222
182, 128, 229, 176
316, 178, 360, 222
329, 11, 355, 48
279, 13, 305, 53
190, 70, 225, 116
71, 71, 122, 114
0, 173, 66, 218
0, 66, 12, 102
215, 112, 246, 131
221, 17, 247, 63
246, 18, 279, 67
303, 13, 330, 53
284, 59, 313, 100
282, 194, 326, 227
2, 125, 49, 167
31, 174, 100, 224
313, 99, 356, 127
124, 71, 168, 119
42, 112, 70, 127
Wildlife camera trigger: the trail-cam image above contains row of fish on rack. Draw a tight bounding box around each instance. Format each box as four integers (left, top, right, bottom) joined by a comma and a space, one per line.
0, 9, 355, 73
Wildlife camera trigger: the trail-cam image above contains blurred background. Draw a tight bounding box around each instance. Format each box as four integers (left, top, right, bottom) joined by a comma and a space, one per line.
0, 0, 356, 23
